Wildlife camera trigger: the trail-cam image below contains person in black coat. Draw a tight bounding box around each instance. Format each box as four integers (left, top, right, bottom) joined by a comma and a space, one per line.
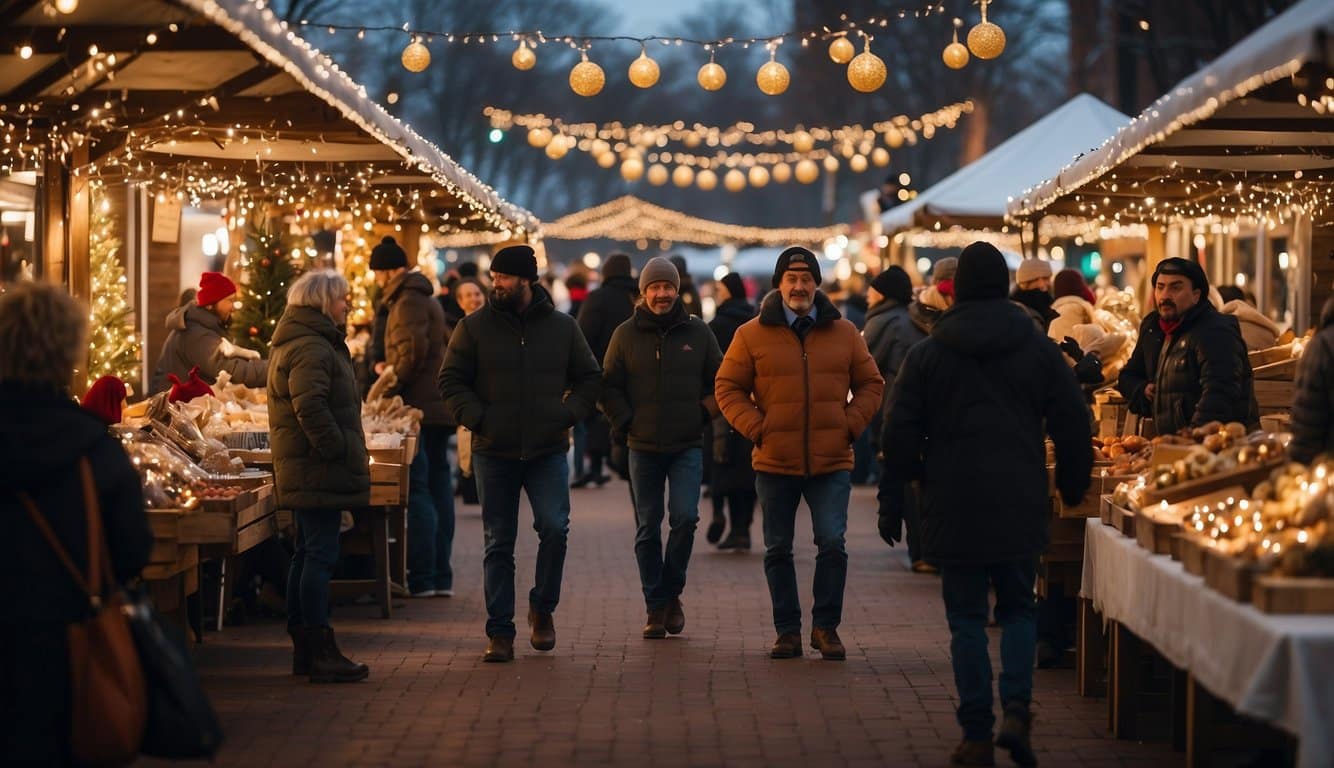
670, 255, 704, 318
0, 282, 152, 765
881, 242, 1091, 766
1291, 297, 1334, 464
1116, 258, 1258, 436
575, 253, 638, 485
704, 273, 759, 550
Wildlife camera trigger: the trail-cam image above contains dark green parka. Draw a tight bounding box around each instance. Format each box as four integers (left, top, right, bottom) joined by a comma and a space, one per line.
267, 305, 370, 509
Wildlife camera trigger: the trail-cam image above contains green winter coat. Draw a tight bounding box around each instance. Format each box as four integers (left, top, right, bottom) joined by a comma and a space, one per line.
267, 305, 370, 509
599, 301, 723, 454
438, 284, 602, 460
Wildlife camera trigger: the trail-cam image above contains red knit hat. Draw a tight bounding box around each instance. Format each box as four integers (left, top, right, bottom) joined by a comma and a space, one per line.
196, 272, 237, 307
82, 375, 127, 425
167, 366, 214, 403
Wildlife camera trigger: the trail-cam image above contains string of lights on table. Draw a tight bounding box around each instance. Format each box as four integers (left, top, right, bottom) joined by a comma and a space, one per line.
297, 1, 1007, 97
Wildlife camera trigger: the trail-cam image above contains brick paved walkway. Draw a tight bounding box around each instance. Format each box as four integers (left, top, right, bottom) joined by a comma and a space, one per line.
174, 480, 1178, 767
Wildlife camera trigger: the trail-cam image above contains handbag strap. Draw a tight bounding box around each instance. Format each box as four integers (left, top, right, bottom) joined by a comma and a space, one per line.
17, 458, 110, 607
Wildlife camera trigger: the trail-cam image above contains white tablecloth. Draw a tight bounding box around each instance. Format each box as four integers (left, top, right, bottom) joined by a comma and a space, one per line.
1081, 520, 1334, 767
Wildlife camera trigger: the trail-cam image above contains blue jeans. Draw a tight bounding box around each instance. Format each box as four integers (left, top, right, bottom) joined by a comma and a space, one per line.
473, 452, 570, 639
628, 448, 702, 610
754, 470, 851, 635
940, 560, 1038, 741
286, 509, 342, 629
571, 419, 588, 479
407, 425, 456, 593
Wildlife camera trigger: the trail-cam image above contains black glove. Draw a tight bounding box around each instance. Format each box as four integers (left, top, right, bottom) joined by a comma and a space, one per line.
877, 491, 904, 547
1074, 352, 1104, 385
1058, 336, 1084, 362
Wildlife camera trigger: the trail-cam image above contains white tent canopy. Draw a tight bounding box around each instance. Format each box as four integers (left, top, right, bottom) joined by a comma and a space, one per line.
880, 94, 1130, 233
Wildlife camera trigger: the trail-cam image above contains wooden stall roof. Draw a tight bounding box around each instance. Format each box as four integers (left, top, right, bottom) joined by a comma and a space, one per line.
1006, 0, 1334, 227
0, 0, 538, 237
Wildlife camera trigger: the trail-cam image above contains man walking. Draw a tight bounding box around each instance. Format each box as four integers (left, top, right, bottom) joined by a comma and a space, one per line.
438, 245, 601, 662
715, 247, 883, 660
600, 257, 722, 639
882, 242, 1092, 766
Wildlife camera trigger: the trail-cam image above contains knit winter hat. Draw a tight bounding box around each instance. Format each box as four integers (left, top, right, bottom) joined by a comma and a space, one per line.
369, 236, 408, 270
602, 253, 632, 279
870, 265, 913, 306
1053, 268, 1090, 301
931, 256, 958, 284
1015, 258, 1053, 286
718, 272, 746, 302
491, 244, 539, 281
639, 256, 680, 291
1152, 257, 1208, 293
82, 375, 127, 425
954, 241, 1010, 302
196, 271, 237, 307
167, 366, 214, 404
771, 246, 822, 288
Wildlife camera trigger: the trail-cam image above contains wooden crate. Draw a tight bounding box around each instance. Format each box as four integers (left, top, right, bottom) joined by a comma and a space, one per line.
143, 543, 198, 581
1135, 510, 1180, 555
1252, 577, 1334, 614
1112, 504, 1136, 537
1253, 380, 1295, 412
1248, 343, 1294, 368
178, 487, 277, 554
1140, 459, 1283, 507
1203, 548, 1264, 603
1253, 358, 1297, 381
1099, 494, 1117, 526
1175, 533, 1209, 576
368, 445, 410, 506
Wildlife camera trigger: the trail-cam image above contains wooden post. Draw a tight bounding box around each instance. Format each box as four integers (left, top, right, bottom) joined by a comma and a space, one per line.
1110, 621, 1144, 739
1076, 597, 1106, 698
67, 145, 90, 302
41, 148, 65, 283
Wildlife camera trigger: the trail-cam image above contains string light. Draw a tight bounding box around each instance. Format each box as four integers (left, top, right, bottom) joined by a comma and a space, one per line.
569, 48, 606, 96
756, 45, 790, 96
828, 35, 855, 64
511, 39, 536, 70
401, 38, 430, 72
697, 51, 726, 91
627, 46, 660, 89
542, 195, 849, 246
846, 35, 887, 92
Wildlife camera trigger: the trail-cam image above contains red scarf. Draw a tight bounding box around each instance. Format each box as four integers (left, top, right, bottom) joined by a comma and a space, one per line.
1158, 316, 1183, 338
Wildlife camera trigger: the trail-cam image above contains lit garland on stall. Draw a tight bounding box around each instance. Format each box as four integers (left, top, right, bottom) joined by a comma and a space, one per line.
541, 195, 848, 246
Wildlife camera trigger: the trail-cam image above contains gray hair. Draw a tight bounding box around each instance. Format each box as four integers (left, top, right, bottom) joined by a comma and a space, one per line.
0, 280, 88, 389
286, 269, 349, 319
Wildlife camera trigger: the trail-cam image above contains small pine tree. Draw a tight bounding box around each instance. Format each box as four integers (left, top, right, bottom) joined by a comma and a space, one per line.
231, 225, 300, 355
340, 227, 379, 327
85, 190, 141, 391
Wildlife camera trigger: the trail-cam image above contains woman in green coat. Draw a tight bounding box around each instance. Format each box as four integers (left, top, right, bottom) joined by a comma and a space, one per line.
268, 270, 370, 683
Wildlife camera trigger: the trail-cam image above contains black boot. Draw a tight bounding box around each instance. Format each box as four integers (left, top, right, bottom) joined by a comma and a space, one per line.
995, 702, 1036, 767
288, 625, 309, 676
308, 626, 369, 683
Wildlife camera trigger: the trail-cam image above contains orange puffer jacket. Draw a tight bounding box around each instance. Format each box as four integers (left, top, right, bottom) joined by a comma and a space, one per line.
716, 290, 883, 477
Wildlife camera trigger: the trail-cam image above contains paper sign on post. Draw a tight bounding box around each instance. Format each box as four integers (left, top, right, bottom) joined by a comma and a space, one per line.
151, 197, 182, 243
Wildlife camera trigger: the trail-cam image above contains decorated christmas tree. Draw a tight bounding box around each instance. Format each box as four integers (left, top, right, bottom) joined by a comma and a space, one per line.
85, 190, 141, 391
339, 225, 379, 327
232, 225, 299, 355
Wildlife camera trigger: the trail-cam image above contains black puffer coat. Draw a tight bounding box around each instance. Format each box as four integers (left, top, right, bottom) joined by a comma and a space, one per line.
439, 284, 602, 460
1116, 301, 1258, 435
577, 275, 640, 363
268, 305, 370, 510
863, 298, 926, 415
1289, 298, 1334, 464
882, 299, 1092, 565
600, 301, 723, 453
708, 298, 758, 494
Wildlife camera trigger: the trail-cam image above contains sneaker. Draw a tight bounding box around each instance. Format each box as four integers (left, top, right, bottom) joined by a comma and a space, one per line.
996, 703, 1037, 767
950, 740, 995, 766
409, 588, 437, 598
432, 589, 454, 598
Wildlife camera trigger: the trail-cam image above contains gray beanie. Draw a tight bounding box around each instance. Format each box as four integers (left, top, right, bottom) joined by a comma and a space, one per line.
1015, 258, 1053, 285
639, 256, 680, 291
931, 256, 958, 284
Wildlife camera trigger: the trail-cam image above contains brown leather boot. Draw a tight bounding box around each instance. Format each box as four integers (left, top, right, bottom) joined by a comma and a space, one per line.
528, 607, 556, 651
483, 634, 514, 663
770, 632, 803, 659
996, 702, 1037, 767
288, 625, 309, 676
665, 597, 685, 635
643, 606, 667, 639
307, 626, 369, 683
950, 740, 995, 766
810, 627, 846, 660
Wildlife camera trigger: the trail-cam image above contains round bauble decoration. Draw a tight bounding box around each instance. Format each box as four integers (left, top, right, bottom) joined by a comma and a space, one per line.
698, 60, 727, 91
683, 132, 703, 148
771, 162, 792, 183
849, 154, 868, 173
696, 169, 718, 191
401, 41, 430, 73
248, 326, 259, 337
570, 53, 606, 97
647, 164, 669, 186
756, 58, 790, 96
597, 151, 617, 168
261, 258, 271, 267
621, 156, 644, 181
871, 147, 891, 167
527, 127, 552, 148
847, 40, 887, 93
791, 130, 814, 153
512, 40, 537, 71
795, 159, 819, 184
885, 129, 905, 149
943, 40, 970, 69
968, 2, 1006, 60
628, 50, 660, 88
748, 165, 771, 188
828, 36, 855, 64
724, 168, 746, 192
545, 138, 569, 159
672, 165, 695, 188
823, 155, 840, 173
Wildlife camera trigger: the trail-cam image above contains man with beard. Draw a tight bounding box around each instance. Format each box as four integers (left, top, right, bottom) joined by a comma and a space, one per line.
715, 247, 883, 660
600, 257, 722, 639
150, 271, 267, 393
1117, 257, 1257, 436
438, 245, 602, 663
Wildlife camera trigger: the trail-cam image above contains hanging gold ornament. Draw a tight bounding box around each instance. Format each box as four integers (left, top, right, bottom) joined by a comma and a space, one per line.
672, 165, 695, 188
850, 154, 868, 173
791, 130, 814, 153
885, 129, 905, 149
628, 48, 661, 88
527, 127, 552, 148
847, 37, 887, 93
647, 164, 669, 186
621, 156, 645, 181
795, 159, 820, 184
871, 147, 891, 167
570, 51, 606, 97
772, 162, 792, 183
698, 54, 727, 91
597, 151, 617, 169
401, 40, 431, 73
748, 166, 771, 188
756, 51, 790, 96
545, 138, 569, 159
943, 21, 970, 69
512, 40, 537, 71
968, 0, 1006, 60
828, 36, 855, 64
724, 168, 747, 192
823, 155, 840, 173
696, 168, 718, 191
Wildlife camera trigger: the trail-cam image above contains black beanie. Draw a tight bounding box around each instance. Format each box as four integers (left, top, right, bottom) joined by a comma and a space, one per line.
603, 253, 632, 279
870, 265, 913, 306
771, 246, 823, 288
1152, 257, 1208, 293
491, 244, 538, 281
719, 272, 746, 302
457, 261, 479, 279
369, 236, 408, 270
954, 241, 1010, 302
